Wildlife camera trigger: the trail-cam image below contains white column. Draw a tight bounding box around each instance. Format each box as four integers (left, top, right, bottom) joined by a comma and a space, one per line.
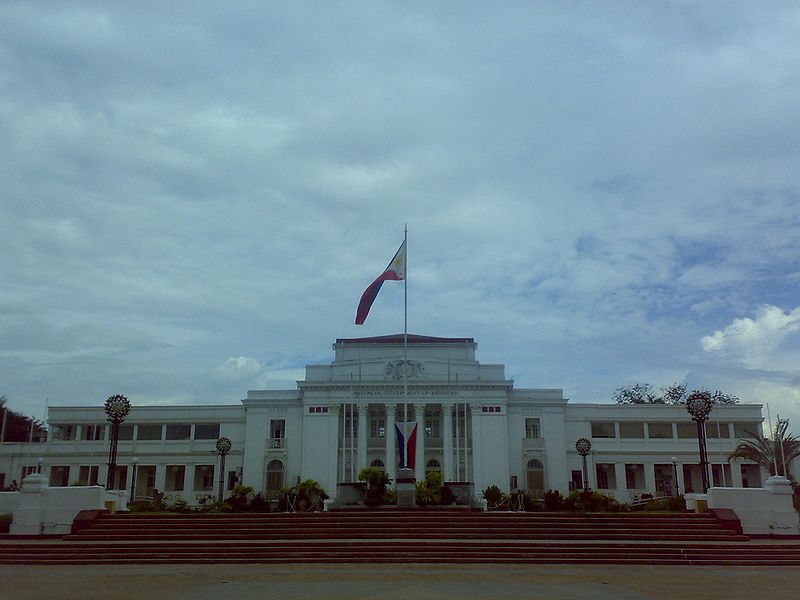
155, 463, 166, 494
357, 403, 368, 472
183, 465, 194, 500
644, 463, 656, 495
469, 403, 480, 488
731, 460, 744, 487
414, 403, 426, 481
675, 461, 686, 495
613, 463, 626, 500
385, 403, 396, 483
442, 404, 453, 481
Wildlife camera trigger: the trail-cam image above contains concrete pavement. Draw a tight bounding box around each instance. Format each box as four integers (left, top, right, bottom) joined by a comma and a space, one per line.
1, 563, 797, 600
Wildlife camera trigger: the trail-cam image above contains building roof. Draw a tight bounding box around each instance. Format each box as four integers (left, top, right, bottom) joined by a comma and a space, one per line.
335, 334, 475, 345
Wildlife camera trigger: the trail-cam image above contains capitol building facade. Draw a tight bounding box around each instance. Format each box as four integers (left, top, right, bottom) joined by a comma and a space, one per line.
1, 334, 767, 503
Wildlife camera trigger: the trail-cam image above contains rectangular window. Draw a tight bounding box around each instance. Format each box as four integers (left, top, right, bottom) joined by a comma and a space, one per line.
525, 418, 541, 438
118, 424, 134, 440
194, 423, 220, 440
81, 425, 105, 441
647, 422, 673, 439
49, 465, 70, 487
619, 422, 644, 439
570, 469, 582, 491
78, 465, 100, 486
165, 424, 191, 440
52, 425, 77, 441
165, 465, 185, 491
136, 425, 163, 441
112, 466, 128, 490
481, 406, 501, 413
595, 463, 616, 489
270, 419, 287, 448
308, 406, 329, 414
706, 422, 731, 439
425, 417, 440, 439
370, 418, 385, 438
734, 423, 761, 438
194, 465, 214, 491
625, 464, 645, 489
590, 422, 615, 438
676, 422, 698, 438
227, 470, 237, 491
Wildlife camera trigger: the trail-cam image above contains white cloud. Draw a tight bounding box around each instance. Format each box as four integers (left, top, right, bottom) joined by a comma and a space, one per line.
701, 305, 800, 370
215, 357, 265, 382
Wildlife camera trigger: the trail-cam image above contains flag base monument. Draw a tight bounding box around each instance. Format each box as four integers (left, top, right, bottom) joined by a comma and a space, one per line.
395, 468, 416, 507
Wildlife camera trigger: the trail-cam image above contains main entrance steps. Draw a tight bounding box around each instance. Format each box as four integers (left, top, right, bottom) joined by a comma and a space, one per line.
2, 510, 800, 565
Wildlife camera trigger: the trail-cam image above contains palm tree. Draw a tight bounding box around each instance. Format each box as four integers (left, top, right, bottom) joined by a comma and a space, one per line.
729, 418, 800, 478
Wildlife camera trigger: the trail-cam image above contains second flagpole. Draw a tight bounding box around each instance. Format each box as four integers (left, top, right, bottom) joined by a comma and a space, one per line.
403, 223, 408, 467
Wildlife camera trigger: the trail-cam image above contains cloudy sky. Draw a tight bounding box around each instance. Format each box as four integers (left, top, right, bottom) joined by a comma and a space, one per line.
1, 2, 799, 432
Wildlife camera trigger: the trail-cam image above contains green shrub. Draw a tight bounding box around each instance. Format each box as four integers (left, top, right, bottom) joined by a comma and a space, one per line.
416, 471, 443, 506
359, 467, 391, 506
482, 485, 506, 508
166, 497, 191, 513
565, 490, 618, 512
225, 484, 253, 512
246, 492, 269, 512
543, 489, 563, 511
209, 501, 232, 513
0, 513, 11, 534
293, 479, 327, 511
130, 500, 154, 512
645, 496, 686, 512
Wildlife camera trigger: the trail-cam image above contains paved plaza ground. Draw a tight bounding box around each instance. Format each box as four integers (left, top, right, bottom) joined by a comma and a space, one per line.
1, 563, 797, 600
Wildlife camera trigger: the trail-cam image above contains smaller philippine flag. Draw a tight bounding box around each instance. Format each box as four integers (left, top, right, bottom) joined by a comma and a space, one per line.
355, 240, 406, 325
395, 422, 418, 470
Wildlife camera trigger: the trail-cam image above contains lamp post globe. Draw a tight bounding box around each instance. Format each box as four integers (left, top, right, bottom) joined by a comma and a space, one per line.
216, 437, 232, 502
104, 394, 131, 489
686, 391, 713, 493
575, 438, 592, 492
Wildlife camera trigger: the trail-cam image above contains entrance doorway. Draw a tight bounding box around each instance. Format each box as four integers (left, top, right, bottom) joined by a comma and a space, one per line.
526, 458, 545, 496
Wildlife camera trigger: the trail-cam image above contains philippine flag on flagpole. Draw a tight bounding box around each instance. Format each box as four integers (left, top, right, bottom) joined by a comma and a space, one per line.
355, 240, 406, 325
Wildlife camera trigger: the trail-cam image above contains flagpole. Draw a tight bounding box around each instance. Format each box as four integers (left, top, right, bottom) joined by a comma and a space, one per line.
402, 224, 408, 467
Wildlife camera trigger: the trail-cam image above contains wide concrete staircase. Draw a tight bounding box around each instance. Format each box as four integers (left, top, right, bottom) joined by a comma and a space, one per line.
2, 510, 800, 565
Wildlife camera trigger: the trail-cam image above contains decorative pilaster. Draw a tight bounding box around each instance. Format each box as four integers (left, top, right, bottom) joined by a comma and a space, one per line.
442, 404, 454, 481
385, 403, 397, 482
357, 403, 368, 472
414, 403, 426, 481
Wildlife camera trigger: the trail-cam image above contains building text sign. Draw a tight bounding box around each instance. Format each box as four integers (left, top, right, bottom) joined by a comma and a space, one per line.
353, 389, 459, 398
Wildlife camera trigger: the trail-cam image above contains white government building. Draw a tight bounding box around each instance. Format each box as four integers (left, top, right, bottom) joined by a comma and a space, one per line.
0, 334, 770, 503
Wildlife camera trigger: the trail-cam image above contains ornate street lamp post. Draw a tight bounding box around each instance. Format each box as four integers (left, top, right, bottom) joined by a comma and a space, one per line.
575, 437, 592, 492
129, 457, 139, 505
216, 437, 232, 502
671, 456, 679, 497
104, 394, 131, 489
686, 391, 713, 493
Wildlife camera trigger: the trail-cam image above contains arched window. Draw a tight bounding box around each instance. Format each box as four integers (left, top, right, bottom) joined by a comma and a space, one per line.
526, 458, 545, 493
370, 459, 384, 469
425, 459, 441, 474
266, 460, 284, 494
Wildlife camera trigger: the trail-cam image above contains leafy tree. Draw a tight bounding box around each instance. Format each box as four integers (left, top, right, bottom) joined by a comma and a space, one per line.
0, 396, 47, 442
612, 383, 658, 404
613, 383, 738, 405
729, 417, 800, 477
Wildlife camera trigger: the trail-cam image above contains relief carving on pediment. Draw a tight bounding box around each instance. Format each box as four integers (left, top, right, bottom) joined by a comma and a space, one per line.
386, 359, 425, 380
